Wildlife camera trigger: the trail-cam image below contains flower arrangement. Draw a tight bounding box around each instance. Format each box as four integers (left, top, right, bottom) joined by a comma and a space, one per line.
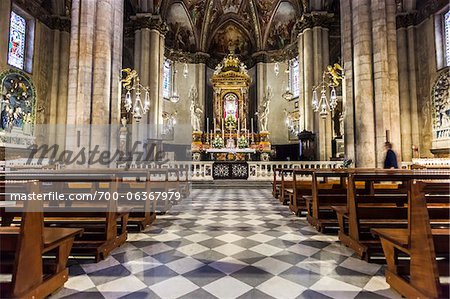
212, 136, 224, 148
238, 136, 248, 148
237, 136, 248, 149
225, 115, 236, 128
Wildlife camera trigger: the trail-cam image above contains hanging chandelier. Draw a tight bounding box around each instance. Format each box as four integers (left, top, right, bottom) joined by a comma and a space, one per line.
120, 68, 150, 122
274, 62, 280, 77
282, 62, 293, 101
183, 63, 189, 78
311, 64, 344, 118
170, 63, 180, 103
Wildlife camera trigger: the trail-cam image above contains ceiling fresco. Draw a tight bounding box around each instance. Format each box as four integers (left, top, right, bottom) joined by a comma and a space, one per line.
165, 2, 198, 52
160, 0, 305, 58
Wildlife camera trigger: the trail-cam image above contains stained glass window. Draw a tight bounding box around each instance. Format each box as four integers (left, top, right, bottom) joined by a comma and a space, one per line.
163, 59, 172, 99
445, 10, 450, 67
8, 11, 26, 70
289, 58, 300, 99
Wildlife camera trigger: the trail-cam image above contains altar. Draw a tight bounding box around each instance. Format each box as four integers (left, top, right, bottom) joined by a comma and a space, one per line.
191, 51, 272, 162
206, 148, 256, 161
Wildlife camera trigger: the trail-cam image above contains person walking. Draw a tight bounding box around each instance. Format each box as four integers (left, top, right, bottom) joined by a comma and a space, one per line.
383, 142, 398, 169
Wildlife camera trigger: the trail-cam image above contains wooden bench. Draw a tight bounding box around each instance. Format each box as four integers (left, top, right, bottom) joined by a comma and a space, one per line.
272, 168, 292, 200
116, 170, 157, 231
1, 171, 131, 262
279, 169, 295, 204
0, 181, 83, 298
372, 180, 450, 299
333, 170, 449, 261
306, 169, 404, 232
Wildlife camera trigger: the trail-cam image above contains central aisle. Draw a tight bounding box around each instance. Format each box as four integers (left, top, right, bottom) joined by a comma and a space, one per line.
53, 188, 401, 299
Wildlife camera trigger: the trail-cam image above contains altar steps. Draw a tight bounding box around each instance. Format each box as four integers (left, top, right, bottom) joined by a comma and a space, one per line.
192, 180, 271, 189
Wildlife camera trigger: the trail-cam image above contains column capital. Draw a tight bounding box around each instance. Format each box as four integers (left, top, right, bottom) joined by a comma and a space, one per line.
46, 16, 71, 32
130, 14, 168, 34
396, 12, 416, 29
164, 50, 210, 64
295, 12, 336, 32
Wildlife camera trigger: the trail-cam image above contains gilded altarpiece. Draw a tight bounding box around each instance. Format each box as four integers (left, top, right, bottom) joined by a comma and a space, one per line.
211, 54, 251, 125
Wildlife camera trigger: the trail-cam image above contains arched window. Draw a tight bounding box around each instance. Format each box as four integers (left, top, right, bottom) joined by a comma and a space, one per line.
7, 7, 34, 73
289, 58, 300, 99
445, 10, 450, 67
162, 58, 173, 99
8, 11, 26, 70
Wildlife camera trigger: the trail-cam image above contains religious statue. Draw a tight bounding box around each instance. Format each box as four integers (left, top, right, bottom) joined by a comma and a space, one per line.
214, 63, 223, 76
326, 63, 344, 86
121, 68, 138, 90
239, 63, 248, 75
255, 86, 272, 132
189, 87, 203, 132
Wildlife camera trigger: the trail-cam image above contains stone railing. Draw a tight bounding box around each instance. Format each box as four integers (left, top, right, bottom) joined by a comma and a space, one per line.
247, 161, 341, 181
123, 161, 341, 181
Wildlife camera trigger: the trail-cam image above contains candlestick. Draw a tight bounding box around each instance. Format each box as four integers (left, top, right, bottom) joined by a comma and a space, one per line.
238, 118, 240, 139
206, 117, 209, 139
214, 118, 216, 134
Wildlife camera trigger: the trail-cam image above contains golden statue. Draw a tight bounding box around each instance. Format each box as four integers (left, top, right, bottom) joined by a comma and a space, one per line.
326, 63, 344, 86
120, 68, 138, 90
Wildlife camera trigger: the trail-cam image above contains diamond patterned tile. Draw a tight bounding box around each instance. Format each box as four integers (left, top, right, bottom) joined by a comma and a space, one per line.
203, 276, 252, 299
51, 187, 402, 299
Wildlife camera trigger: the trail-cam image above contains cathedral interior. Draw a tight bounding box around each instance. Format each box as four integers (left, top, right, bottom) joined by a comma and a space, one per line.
0, 0, 449, 299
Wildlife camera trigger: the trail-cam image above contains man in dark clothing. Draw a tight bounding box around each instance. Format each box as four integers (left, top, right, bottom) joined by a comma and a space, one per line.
383, 142, 398, 169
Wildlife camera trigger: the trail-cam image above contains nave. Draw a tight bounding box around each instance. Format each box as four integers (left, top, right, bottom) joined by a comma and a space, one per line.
51, 188, 400, 299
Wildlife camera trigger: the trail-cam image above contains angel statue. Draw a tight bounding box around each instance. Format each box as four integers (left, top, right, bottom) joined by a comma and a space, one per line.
120, 68, 138, 90
214, 63, 223, 76
326, 63, 344, 86
189, 87, 203, 132
255, 86, 273, 132
239, 63, 248, 75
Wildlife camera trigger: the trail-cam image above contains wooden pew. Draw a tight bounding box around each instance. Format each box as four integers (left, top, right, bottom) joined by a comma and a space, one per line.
272, 168, 289, 199
147, 169, 171, 214
372, 180, 450, 299
279, 169, 295, 204
0, 181, 83, 299
305, 170, 349, 231
333, 170, 450, 261
305, 169, 404, 232
288, 169, 314, 215
116, 170, 156, 231
2, 170, 131, 262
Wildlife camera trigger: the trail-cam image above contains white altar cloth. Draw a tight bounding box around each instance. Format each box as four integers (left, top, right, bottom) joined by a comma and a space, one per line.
206, 148, 256, 154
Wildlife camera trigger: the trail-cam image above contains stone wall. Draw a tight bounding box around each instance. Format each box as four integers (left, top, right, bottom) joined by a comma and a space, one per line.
0, 1, 69, 149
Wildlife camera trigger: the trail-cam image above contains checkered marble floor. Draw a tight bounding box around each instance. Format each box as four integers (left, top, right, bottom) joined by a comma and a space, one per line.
51, 188, 402, 299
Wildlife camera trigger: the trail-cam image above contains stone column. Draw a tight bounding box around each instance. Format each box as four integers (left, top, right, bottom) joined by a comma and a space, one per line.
396, 14, 413, 161
66, 0, 124, 163
256, 60, 266, 132
297, 14, 333, 160
340, 0, 355, 160
372, 0, 401, 165
341, 0, 402, 167
131, 16, 165, 142
48, 20, 70, 151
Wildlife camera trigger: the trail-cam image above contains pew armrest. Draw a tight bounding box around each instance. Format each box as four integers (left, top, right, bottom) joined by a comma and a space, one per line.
370, 228, 409, 250
43, 227, 84, 252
